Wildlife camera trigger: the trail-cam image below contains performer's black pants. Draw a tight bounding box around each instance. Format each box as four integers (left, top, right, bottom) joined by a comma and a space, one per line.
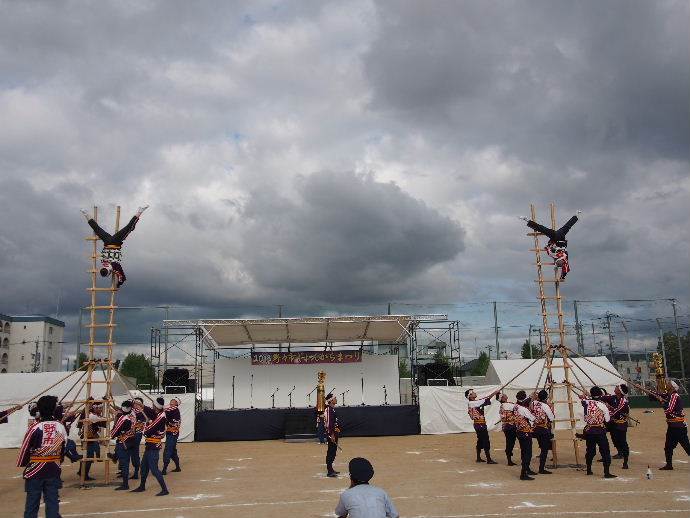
326, 438, 338, 473
527, 215, 578, 243
610, 427, 629, 457
140, 448, 167, 492
504, 428, 517, 458
517, 433, 532, 473
664, 426, 690, 464
534, 431, 552, 470
475, 427, 491, 458
88, 216, 138, 246
585, 433, 611, 470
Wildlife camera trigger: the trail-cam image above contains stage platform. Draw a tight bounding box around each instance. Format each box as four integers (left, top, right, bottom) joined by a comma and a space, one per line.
195, 404, 420, 441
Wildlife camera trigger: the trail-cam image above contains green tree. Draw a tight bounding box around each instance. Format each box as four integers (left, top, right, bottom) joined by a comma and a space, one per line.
119, 353, 156, 388
73, 352, 88, 370
398, 359, 411, 378
521, 340, 542, 359
658, 331, 689, 381
471, 352, 490, 376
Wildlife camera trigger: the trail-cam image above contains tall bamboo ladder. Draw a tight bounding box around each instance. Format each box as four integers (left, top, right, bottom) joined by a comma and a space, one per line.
77, 205, 120, 485
529, 203, 583, 468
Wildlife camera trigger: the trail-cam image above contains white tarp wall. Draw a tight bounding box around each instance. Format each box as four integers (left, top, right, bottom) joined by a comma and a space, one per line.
214, 354, 400, 409
420, 357, 625, 435
0, 373, 195, 447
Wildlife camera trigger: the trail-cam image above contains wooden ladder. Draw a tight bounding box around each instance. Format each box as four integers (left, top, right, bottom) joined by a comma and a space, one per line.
529, 202, 582, 468
77, 205, 120, 485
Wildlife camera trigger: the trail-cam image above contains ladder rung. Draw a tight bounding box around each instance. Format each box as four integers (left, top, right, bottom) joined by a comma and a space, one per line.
85, 237, 99, 241
87, 287, 118, 292
87, 380, 108, 383
88, 342, 115, 346
553, 418, 578, 422
534, 263, 555, 266
552, 400, 577, 404
535, 279, 564, 283
80, 438, 111, 443
540, 297, 561, 300
85, 324, 117, 328
86, 306, 118, 310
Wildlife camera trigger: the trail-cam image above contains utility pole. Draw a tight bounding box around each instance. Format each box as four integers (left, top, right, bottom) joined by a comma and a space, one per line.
620, 320, 632, 363
538, 328, 543, 355
656, 318, 669, 377
528, 324, 533, 359
32, 339, 40, 373
671, 299, 686, 383
574, 300, 584, 355
605, 312, 616, 368
493, 301, 500, 360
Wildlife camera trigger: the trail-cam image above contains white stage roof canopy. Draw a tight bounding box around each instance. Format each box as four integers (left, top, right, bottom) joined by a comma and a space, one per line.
164, 315, 441, 348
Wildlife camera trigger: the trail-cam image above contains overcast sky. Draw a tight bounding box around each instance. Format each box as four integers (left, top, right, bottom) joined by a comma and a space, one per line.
0, 1, 688, 362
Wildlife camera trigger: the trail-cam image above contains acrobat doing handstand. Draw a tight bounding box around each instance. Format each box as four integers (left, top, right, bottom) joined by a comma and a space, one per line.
521, 210, 581, 280
81, 206, 148, 287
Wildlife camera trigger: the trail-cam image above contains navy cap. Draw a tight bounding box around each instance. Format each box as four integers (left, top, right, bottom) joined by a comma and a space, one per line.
349, 457, 374, 482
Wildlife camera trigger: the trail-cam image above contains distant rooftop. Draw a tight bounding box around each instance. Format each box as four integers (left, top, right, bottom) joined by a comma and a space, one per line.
0, 314, 65, 327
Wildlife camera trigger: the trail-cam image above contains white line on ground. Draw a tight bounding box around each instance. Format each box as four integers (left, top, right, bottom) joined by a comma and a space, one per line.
406, 451, 423, 454
224, 458, 252, 461
393, 489, 688, 500
465, 482, 503, 488
176, 494, 221, 502
676, 496, 690, 502
508, 502, 555, 509
675, 460, 688, 464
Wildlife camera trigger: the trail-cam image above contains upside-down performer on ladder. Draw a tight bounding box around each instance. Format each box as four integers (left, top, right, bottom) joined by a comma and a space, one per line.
466, 388, 498, 464
80, 206, 148, 288
521, 210, 581, 280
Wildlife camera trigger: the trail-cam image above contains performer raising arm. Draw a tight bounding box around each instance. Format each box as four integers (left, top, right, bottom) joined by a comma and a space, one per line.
580, 386, 616, 478
466, 388, 498, 464
530, 389, 555, 474
601, 384, 631, 469
498, 393, 517, 466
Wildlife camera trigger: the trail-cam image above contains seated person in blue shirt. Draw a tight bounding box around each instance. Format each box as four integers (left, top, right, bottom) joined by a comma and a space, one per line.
335, 457, 399, 518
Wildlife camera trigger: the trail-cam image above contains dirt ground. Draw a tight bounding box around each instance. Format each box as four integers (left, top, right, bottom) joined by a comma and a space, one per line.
1, 409, 688, 518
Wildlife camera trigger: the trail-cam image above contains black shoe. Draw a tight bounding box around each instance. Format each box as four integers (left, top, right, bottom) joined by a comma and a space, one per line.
659, 464, 673, 471
611, 453, 623, 460
130, 487, 146, 493
486, 459, 498, 465
171, 467, 181, 472
115, 485, 129, 491
604, 473, 617, 479
538, 469, 552, 474
326, 472, 338, 478
622, 463, 629, 470
520, 474, 534, 481
586, 470, 593, 475
155, 490, 169, 496
526, 469, 537, 475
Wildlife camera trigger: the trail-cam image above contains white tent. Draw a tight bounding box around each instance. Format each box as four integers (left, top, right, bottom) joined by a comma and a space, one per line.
0, 372, 194, 447
484, 356, 622, 389
420, 357, 625, 435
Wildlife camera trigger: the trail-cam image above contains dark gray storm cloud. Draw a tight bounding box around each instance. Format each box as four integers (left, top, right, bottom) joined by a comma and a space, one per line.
239, 171, 465, 303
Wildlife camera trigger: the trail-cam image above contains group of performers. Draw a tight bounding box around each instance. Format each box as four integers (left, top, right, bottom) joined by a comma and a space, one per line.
1, 393, 182, 518
466, 379, 689, 481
